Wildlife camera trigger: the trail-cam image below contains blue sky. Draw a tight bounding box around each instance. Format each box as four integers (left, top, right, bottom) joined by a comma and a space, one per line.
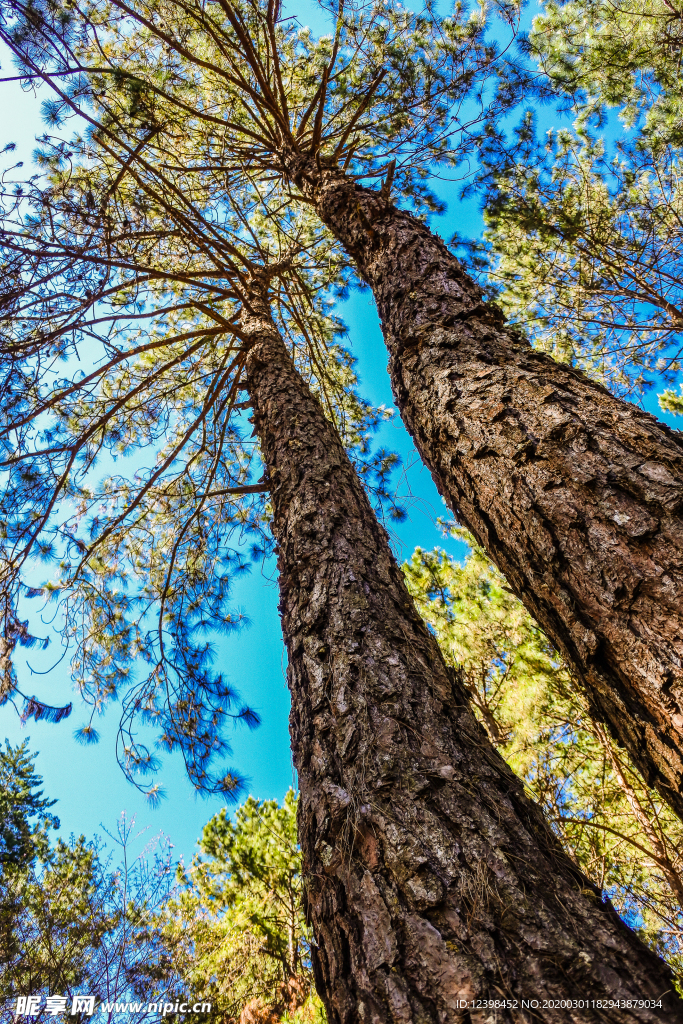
1, 1, 681, 869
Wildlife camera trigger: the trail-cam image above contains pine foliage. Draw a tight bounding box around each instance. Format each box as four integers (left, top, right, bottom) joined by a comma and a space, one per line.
0, 739, 58, 868
468, 0, 683, 405
404, 530, 683, 979
0, 0, 535, 793
163, 791, 324, 1024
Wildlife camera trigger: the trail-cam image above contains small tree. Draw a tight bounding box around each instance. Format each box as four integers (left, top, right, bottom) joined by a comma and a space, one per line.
0, 742, 181, 1023
166, 791, 324, 1024
0, 739, 58, 868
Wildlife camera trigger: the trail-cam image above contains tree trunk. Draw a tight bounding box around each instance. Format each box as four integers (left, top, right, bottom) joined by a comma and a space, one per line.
241, 285, 682, 1024
282, 154, 683, 823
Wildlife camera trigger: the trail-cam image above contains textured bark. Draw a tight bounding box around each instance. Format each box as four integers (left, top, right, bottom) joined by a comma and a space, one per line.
282, 155, 683, 822
241, 289, 682, 1024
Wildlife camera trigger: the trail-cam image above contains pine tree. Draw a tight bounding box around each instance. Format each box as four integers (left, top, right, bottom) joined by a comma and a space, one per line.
0, 739, 58, 868
3, 0, 682, 819
167, 791, 325, 1023
0, 745, 180, 1020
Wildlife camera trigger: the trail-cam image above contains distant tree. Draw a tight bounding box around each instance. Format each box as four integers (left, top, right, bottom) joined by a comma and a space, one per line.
0, 743, 180, 1022
405, 528, 683, 980
0, 739, 58, 868
661, 386, 683, 416
1, 833, 113, 1010
166, 791, 324, 1024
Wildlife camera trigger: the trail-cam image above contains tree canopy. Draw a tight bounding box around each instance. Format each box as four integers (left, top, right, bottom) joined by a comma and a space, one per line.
467, 0, 683, 405
166, 791, 324, 1024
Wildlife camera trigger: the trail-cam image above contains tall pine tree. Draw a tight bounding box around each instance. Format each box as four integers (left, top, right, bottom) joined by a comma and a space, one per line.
239, 275, 682, 1020
0, 84, 681, 1015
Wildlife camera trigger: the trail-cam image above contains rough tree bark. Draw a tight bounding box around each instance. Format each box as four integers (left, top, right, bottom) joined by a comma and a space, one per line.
241, 284, 682, 1024
281, 154, 683, 823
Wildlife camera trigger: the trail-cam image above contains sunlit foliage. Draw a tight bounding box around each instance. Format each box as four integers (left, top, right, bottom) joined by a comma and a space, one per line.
404, 530, 683, 979
163, 791, 325, 1024
0, 738, 59, 867
465, 0, 683, 404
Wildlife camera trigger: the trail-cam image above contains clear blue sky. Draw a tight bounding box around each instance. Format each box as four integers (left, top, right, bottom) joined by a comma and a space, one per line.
1, 2, 681, 869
